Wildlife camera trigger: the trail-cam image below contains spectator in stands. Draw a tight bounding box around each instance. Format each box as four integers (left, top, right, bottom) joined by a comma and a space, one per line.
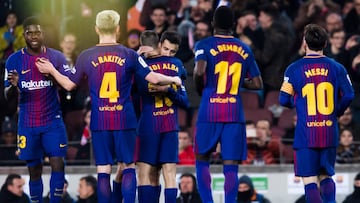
243, 119, 284, 165
0, 10, 26, 61
252, 3, 293, 94
124, 29, 142, 51
324, 28, 350, 67
338, 107, 360, 141
176, 173, 202, 203
336, 128, 360, 163
76, 175, 97, 203
235, 10, 264, 50
0, 174, 30, 203
344, 0, 360, 36
236, 175, 271, 203
43, 179, 75, 203
146, 5, 170, 38
76, 109, 91, 164
194, 20, 211, 43
343, 172, 360, 203
325, 12, 343, 32
282, 112, 297, 146
0, 116, 21, 166
178, 127, 195, 165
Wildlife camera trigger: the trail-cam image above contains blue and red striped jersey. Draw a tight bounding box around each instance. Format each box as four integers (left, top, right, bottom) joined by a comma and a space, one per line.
136, 56, 188, 133
194, 36, 261, 122
280, 55, 354, 148
5, 47, 67, 127
68, 44, 151, 131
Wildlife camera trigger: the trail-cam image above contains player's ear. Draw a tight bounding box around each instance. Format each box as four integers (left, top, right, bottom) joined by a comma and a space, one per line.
95, 26, 100, 35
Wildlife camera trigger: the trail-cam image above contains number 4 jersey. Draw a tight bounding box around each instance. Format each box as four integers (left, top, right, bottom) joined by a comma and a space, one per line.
68, 44, 151, 131
194, 36, 261, 123
280, 55, 354, 148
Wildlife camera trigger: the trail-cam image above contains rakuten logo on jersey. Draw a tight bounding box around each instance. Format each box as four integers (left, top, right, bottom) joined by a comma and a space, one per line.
21, 80, 53, 90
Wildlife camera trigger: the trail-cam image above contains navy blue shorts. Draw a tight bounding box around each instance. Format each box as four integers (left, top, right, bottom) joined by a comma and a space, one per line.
294, 147, 336, 177
18, 118, 67, 160
138, 131, 178, 165
92, 129, 136, 165
194, 122, 247, 161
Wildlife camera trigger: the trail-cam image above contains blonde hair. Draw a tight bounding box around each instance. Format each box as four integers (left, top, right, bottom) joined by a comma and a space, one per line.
95, 10, 120, 34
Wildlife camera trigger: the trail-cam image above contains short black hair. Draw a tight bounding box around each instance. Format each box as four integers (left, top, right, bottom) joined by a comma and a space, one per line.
140, 30, 159, 48
259, 3, 279, 20
179, 173, 198, 192
80, 175, 97, 191
151, 4, 167, 14
213, 6, 234, 30
304, 24, 328, 51
23, 16, 41, 29
1, 174, 21, 191
160, 31, 181, 45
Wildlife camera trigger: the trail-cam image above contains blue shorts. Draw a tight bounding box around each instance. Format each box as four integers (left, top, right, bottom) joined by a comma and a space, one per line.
195, 122, 247, 161
92, 129, 136, 165
294, 147, 336, 177
18, 118, 67, 161
138, 131, 178, 165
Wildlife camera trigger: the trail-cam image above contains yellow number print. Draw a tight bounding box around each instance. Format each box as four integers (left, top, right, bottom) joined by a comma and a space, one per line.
17, 135, 26, 149
99, 72, 120, 103
154, 84, 178, 108
214, 61, 242, 95
302, 82, 334, 116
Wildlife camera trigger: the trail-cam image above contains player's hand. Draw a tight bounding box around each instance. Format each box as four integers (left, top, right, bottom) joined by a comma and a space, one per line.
149, 84, 170, 93
35, 57, 53, 76
173, 76, 182, 86
7, 70, 19, 87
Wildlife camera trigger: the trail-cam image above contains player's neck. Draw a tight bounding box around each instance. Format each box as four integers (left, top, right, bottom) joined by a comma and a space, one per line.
145, 50, 161, 58
214, 29, 233, 37
99, 34, 117, 44
306, 49, 323, 56
26, 46, 45, 56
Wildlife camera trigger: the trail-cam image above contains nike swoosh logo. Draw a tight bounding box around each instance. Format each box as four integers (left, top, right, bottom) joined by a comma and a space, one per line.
21, 69, 31, 74
59, 144, 67, 148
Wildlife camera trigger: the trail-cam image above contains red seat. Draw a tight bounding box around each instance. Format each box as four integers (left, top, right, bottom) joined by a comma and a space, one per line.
277, 109, 295, 130
244, 108, 273, 126
240, 91, 260, 109
264, 90, 280, 109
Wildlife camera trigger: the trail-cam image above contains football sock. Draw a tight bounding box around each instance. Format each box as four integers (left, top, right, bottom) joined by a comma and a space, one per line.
29, 178, 43, 203
223, 165, 239, 203
152, 185, 161, 203
50, 171, 64, 203
97, 173, 111, 203
111, 180, 122, 203
320, 178, 336, 203
138, 185, 152, 203
305, 183, 322, 203
164, 188, 177, 203
122, 168, 136, 203
196, 160, 213, 203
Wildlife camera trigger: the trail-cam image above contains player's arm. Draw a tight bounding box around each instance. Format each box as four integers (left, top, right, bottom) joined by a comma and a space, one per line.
4, 70, 19, 100
35, 58, 77, 91
167, 84, 189, 109
336, 70, 355, 117
145, 72, 182, 86
243, 76, 263, 90
194, 59, 206, 96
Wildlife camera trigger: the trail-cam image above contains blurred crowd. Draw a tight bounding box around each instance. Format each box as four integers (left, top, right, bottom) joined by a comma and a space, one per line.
2, 0, 360, 166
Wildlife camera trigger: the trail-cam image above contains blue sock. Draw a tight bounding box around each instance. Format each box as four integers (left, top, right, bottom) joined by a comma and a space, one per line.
122, 168, 136, 203
152, 185, 161, 203
305, 183, 322, 203
223, 165, 239, 203
50, 172, 64, 203
196, 160, 213, 203
111, 181, 122, 203
29, 179, 43, 203
138, 185, 152, 203
164, 188, 177, 203
97, 173, 111, 203
320, 178, 336, 203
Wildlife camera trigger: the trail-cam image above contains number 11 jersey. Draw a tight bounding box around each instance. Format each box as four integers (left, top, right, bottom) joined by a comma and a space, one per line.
194, 36, 261, 123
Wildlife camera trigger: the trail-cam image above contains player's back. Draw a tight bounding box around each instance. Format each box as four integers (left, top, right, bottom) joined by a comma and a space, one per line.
72, 44, 149, 131
194, 36, 260, 123
5, 47, 66, 127
287, 55, 349, 148
137, 56, 187, 133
